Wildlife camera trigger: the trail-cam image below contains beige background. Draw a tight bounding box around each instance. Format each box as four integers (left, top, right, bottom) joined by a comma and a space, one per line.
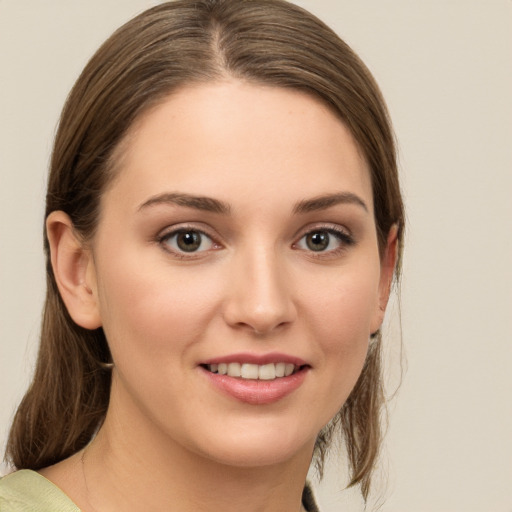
1, 1, 511, 510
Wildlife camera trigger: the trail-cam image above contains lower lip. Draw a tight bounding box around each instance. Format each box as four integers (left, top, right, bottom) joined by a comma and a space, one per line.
200, 367, 309, 405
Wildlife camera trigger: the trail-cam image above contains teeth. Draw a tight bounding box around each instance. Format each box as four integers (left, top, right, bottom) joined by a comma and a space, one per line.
207, 362, 300, 380
227, 362, 241, 377
275, 362, 286, 377
258, 363, 276, 380
241, 363, 259, 379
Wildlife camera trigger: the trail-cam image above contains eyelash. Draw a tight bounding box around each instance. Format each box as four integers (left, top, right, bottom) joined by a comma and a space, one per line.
157, 225, 220, 259
156, 224, 355, 259
293, 225, 355, 257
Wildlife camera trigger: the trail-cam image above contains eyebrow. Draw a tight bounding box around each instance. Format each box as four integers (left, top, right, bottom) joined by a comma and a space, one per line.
293, 192, 369, 214
138, 192, 231, 214
138, 191, 368, 216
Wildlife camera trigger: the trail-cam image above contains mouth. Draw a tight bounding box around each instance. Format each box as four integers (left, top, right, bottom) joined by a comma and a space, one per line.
199, 355, 310, 405
201, 362, 305, 381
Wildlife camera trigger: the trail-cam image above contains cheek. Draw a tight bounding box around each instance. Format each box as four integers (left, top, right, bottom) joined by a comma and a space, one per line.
302, 260, 381, 402
308, 262, 381, 346
94, 255, 223, 364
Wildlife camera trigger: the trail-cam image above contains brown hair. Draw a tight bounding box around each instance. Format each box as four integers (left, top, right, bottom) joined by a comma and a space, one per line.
6, 0, 404, 500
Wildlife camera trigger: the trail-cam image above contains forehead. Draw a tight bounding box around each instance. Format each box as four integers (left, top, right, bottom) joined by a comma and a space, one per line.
104, 81, 373, 213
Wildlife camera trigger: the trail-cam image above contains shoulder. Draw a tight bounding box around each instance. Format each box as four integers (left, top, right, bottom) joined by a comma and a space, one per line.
0, 470, 80, 512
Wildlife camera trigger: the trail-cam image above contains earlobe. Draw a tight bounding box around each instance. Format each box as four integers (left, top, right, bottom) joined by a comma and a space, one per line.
46, 211, 102, 330
371, 224, 399, 333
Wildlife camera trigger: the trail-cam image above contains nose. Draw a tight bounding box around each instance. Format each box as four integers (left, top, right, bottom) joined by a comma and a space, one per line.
222, 246, 297, 335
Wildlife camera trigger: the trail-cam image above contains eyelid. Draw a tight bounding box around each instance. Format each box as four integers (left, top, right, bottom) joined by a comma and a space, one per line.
292, 223, 355, 254
294, 222, 353, 240
156, 223, 223, 257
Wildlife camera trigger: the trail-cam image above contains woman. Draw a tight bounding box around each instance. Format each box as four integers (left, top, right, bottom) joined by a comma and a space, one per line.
1, 1, 404, 510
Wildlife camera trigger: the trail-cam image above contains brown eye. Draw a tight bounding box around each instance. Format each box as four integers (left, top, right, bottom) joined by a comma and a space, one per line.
162, 229, 214, 253
176, 231, 201, 252
295, 227, 354, 254
305, 231, 330, 251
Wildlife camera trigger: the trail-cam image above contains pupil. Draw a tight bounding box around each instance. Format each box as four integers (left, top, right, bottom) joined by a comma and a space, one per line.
177, 231, 201, 252
307, 231, 329, 251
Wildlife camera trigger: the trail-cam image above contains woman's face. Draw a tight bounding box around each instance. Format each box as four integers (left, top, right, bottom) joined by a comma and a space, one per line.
86, 81, 393, 467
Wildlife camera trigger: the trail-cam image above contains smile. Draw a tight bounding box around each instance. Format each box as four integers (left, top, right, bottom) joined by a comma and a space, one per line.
200, 355, 310, 405
205, 362, 298, 380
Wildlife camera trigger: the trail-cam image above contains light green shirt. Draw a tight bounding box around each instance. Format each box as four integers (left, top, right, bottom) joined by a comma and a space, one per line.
0, 469, 319, 512
0, 470, 80, 512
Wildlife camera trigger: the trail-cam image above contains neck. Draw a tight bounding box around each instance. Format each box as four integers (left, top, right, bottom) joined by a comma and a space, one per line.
80, 392, 314, 512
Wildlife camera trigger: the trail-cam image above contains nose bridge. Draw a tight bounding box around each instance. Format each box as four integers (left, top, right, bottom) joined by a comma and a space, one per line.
223, 241, 296, 334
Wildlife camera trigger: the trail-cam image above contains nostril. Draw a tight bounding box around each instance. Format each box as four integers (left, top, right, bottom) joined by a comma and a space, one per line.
247, 318, 292, 336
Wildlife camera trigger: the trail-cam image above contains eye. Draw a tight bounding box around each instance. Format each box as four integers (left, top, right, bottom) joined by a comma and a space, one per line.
160, 229, 215, 254
295, 227, 354, 253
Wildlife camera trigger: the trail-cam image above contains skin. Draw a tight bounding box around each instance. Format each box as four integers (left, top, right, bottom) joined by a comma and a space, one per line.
43, 81, 397, 512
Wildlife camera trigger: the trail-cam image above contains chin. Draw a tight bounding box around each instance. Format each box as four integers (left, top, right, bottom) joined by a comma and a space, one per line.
203, 439, 313, 469
183, 417, 320, 469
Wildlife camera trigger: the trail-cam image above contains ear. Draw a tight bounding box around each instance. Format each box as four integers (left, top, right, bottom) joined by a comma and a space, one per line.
370, 224, 399, 334
46, 211, 102, 330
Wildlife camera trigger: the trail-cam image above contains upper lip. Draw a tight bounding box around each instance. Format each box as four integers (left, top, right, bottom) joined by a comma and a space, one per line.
200, 352, 308, 367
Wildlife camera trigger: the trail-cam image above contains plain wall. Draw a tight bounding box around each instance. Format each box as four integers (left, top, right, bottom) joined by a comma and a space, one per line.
1, 1, 511, 511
